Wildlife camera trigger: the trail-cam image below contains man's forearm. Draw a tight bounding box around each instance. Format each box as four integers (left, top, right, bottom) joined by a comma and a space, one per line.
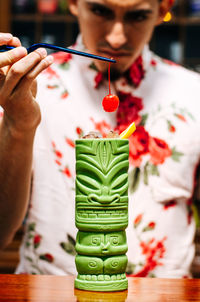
0, 32, 54, 249
0, 120, 35, 249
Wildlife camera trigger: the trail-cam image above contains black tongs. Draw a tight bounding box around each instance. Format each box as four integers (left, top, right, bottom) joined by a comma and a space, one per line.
0, 43, 116, 63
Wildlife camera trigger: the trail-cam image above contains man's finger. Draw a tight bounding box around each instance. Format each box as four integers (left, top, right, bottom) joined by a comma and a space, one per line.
16, 55, 54, 91
7, 36, 21, 48
0, 33, 13, 45
2, 48, 47, 96
0, 47, 27, 68
0, 33, 21, 47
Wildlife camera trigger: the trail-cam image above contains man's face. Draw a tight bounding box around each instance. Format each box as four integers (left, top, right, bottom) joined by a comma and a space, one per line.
71, 0, 162, 75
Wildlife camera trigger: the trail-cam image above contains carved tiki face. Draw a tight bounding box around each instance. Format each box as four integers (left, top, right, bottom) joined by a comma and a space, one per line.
75, 139, 129, 231
75, 231, 128, 256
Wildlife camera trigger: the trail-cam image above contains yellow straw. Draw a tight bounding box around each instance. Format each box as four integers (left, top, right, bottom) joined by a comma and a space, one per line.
120, 122, 136, 139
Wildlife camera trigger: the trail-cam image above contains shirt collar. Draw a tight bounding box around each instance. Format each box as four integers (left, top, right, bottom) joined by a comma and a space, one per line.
74, 35, 152, 89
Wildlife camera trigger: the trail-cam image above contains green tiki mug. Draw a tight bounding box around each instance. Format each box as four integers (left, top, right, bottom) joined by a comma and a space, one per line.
75, 139, 129, 292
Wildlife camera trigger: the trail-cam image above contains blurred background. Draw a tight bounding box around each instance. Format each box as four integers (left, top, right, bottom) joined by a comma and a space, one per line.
0, 0, 200, 277
1, 0, 200, 71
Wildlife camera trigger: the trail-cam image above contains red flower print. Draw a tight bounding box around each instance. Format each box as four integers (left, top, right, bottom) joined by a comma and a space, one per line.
116, 92, 143, 127
76, 127, 83, 137
175, 113, 186, 122
33, 235, 41, 249
94, 72, 103, 88
45, 253, 54, 262
128, 126, 150, 167
62, 167, 71, 178
167, 120, 176, 133
169, 125, 176, 132
40, 253, 54, 263
150, 59, 157, 67
44, 66, 59, 79
55, 150, 63, 158
149, 137, 171, 165
115, 92, 173, 169
47, 84, 58, 89
55, 159, 62, 166
65, 138, 75, 148
164, 200, 177, 210
132, 237, 167, 277
61, 90, 69, 99
90, 117, 111, 137
52, 51, 72, 64
52, 141, 56, 148
128, 56, 145, 88
143, 221, 156, 232
148, 222, 156, 229
134, 214, 143, 227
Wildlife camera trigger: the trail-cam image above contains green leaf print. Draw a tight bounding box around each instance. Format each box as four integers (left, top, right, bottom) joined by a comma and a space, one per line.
39, 253, 54, 263
186, 111, 195, 121
129, 167, 140, 193
143, 163, 149, 185
140, 114, 148, 126
126, 262, 136, 275
26, 242, 31, 247
89, 62, 98, 71
60, 242, 76, 256
149, 273, 156, 278
171, 147, 184, 162
149, 164, 159, 176
142, 225, 155, 232
28, 222, 36, 232
60, 234, 76, 256
59, 62, 70, 70
143, 163, 159, 186
67, 234, 76, 247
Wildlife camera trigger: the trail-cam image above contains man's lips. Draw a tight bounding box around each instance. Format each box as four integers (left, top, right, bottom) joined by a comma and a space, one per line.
98, 49, 131, 58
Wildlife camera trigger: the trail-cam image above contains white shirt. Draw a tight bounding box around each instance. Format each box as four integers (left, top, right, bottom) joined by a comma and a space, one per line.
15, 36, 200, 278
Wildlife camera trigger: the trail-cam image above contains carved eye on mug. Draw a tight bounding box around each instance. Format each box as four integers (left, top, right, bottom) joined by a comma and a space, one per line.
88, 260, 98, 268
92, 236, 100, 245
111, 236, 119, 245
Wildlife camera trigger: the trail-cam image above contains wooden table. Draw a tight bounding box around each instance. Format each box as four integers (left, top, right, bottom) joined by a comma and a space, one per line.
0, 274, 200, 301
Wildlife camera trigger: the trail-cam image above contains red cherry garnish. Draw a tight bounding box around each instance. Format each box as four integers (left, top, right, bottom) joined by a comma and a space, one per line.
102, 61, 120, 112
102, 94, 119, 112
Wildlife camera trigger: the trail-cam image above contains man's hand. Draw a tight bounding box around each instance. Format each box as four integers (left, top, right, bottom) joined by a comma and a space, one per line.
0, 33, 54, 248
0, 32, 54, 136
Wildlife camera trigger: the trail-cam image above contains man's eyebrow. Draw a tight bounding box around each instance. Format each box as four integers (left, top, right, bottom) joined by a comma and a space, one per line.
85, 1, 111, 8
126, 9, 153, 14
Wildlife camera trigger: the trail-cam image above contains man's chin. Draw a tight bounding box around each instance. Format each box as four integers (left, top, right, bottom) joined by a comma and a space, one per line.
96, 59, 133, 80
102, 67, 123, 81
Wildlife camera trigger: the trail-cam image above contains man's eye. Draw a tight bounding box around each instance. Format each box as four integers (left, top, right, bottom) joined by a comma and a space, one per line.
125, 11, 150, 23
90, 5, 113, 18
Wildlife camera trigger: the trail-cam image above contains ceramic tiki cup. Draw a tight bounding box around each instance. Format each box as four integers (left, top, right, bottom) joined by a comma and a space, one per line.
75, 138, 129, 292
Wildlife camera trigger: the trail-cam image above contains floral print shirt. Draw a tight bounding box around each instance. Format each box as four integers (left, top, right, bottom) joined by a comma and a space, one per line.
15, 36, 200, 278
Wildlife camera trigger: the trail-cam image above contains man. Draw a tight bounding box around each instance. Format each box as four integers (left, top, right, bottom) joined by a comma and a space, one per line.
0, 0, 200, 277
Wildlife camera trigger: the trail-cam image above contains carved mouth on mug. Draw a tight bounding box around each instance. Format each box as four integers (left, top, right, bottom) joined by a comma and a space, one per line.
76, 206, 128, 226
77, 273, 126, 281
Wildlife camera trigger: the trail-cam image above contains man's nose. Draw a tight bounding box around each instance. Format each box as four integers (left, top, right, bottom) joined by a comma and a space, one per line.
105, 22, 127, 49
